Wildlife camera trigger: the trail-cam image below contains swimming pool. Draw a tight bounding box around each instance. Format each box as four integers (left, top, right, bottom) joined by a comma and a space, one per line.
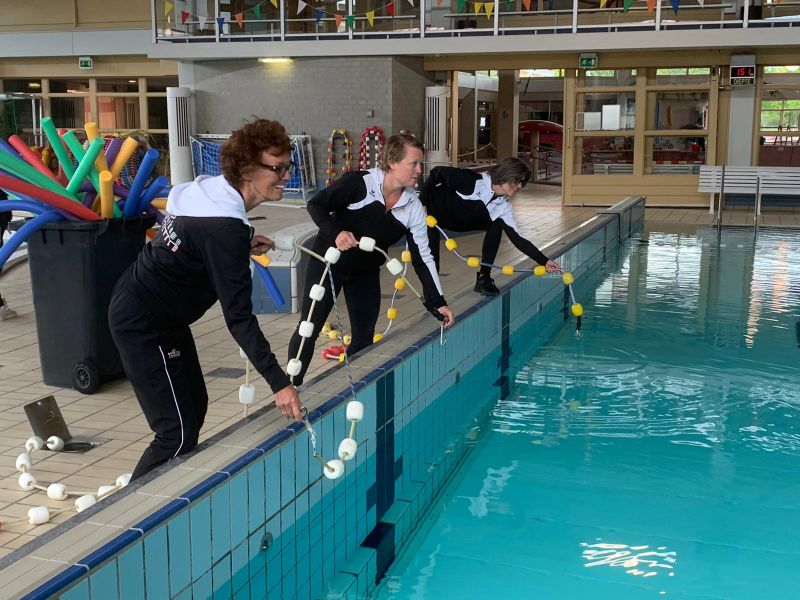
374, 227, 800, 599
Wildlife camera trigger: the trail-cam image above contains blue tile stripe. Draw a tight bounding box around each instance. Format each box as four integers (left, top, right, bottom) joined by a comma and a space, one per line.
374, 371, 395, 520
494, 293, 512, 400
20, 565, 89, 600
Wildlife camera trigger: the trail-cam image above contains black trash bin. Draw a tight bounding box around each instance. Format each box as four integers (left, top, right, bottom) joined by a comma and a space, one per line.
25, 215, 155, 394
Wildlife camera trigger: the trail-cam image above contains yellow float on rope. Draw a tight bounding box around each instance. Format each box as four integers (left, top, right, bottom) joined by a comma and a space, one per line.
401, 250, 412, 263
533, 265, 547, 277
373, 333, 384, 342
322, 322, 332, 335
562, 272, 575, 285
425, 215, 438, 227
502, 264, 514, 276
328, 329, 340, 340
387, 308, 398, 320
467, 256, 480, 268
571, 303, 584, 317
394, 278, 406, 290
445, 238, 457, 251
343, 335, 351, 345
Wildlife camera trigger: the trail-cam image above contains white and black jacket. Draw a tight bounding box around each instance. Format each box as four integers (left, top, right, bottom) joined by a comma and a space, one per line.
127, 175, 290, 393
420, 166, 549, 266
307, 168, 447, 309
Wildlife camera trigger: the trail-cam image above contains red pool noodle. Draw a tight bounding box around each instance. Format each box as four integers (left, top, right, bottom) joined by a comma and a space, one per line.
8, 135, 58, 182
0, 174, 101, 221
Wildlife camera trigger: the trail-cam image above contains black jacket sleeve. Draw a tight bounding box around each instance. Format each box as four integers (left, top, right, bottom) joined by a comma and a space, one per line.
201, 223, 291, 393
306, 171, 368, 241
499, 219, 549, 266
421, 166, 481, 201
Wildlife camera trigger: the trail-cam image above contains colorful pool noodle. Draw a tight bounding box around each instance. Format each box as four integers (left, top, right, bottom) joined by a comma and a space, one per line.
0, 174, 101, 221
84, 122, 110, 173
251, 257, 286, 307
40, 117, 75, 180
144, 204, 165, 225
109, 138, 139, 181
0, 146, 80, 203
104, 137, 123, 169
0, 210, 64, 271
66, 137, 105, 195
123, 149, 159, 217
99, 171, 115, 219
7, 135, 58, 182
0, 139, 21, 158
62, 132, 102, 193
0, 199, 49, 216
133, 176, 168, 216
144, 206, 165, 225
0, 172, 80, 221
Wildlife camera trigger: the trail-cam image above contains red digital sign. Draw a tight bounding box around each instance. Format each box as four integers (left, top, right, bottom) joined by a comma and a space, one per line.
730, 65, 756, 86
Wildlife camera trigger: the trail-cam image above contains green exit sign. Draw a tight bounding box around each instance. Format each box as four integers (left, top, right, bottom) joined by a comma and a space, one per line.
579, 53, 598, 69
78, 56, 93, 70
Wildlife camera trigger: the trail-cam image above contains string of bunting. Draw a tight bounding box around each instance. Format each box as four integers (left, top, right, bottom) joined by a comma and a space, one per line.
163, 0, 682, 28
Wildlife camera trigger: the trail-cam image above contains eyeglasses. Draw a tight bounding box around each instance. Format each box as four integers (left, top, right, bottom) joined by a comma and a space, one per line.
259, 160, 295, 177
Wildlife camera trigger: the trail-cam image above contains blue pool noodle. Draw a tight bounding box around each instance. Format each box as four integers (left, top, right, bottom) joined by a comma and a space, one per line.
252, 260, 286, 307
123, 149, 159, 217
134, 176, 169, 216
0, 210, 64, 271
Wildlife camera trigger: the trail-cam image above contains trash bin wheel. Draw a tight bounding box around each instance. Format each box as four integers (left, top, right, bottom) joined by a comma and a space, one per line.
72, 360, 100, 395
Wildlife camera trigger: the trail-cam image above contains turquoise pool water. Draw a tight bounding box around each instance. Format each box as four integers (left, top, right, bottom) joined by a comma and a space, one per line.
374, 227, 800, 599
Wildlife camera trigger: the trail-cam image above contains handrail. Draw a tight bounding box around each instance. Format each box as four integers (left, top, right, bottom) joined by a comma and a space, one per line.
153, 0, 799, 43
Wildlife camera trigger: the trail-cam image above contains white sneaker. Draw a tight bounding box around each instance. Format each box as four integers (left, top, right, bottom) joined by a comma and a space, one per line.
0, 305, 17, 321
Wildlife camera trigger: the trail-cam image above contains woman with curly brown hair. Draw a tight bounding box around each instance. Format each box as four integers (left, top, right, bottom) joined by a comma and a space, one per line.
109, 117, 302, 481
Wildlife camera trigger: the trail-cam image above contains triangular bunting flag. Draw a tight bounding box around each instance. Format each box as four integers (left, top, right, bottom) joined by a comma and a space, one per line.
671, 0, 680, 12
199, 16, 207, 28
407, 0, 415, 6
235, 12, 244, 27
505, 0, 512, 11
647, 0, 655, 12
254, 4, 261, 18
623, 0, 634, 11
315, 8, 324, 23
436, 0, 444, 5
485, 2, 494, 18
475, 2, 484, 14
600, 0, 607, 6
522, 0, 531, 10
366, 10, 375, 26
270, 0, 278, 7
335, 14, 344, 29
216, 16, 225, 29
297, 0, 307, 14
457, 0, 466, 12
181, 10, 190, 24
388, 1, 395, 16
164, 1, 173, 16
345, 14, 355, 29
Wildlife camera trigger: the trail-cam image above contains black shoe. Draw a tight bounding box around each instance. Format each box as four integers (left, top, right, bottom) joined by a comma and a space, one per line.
474, 275, 500, 296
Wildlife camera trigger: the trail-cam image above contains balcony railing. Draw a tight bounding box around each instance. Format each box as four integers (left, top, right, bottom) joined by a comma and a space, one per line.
152, 0, 799, 43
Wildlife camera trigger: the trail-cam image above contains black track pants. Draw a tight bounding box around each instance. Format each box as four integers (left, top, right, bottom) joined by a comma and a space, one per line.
109, 279, 208, 481
287, 257, 381, 386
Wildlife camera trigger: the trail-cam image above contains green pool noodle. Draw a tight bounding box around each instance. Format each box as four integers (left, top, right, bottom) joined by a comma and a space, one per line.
41, 117, 76, 180
63, 132, 103, 193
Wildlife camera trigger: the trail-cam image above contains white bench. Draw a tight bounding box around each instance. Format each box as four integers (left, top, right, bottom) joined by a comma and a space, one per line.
699, 166, 800, 213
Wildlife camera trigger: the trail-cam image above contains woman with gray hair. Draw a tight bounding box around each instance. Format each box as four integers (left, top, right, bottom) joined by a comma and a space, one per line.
420, 157, 560, 296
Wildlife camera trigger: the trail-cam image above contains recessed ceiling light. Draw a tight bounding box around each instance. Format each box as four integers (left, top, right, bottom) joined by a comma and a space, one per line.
28, 82, 41, 88
258, 57, 293, 64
